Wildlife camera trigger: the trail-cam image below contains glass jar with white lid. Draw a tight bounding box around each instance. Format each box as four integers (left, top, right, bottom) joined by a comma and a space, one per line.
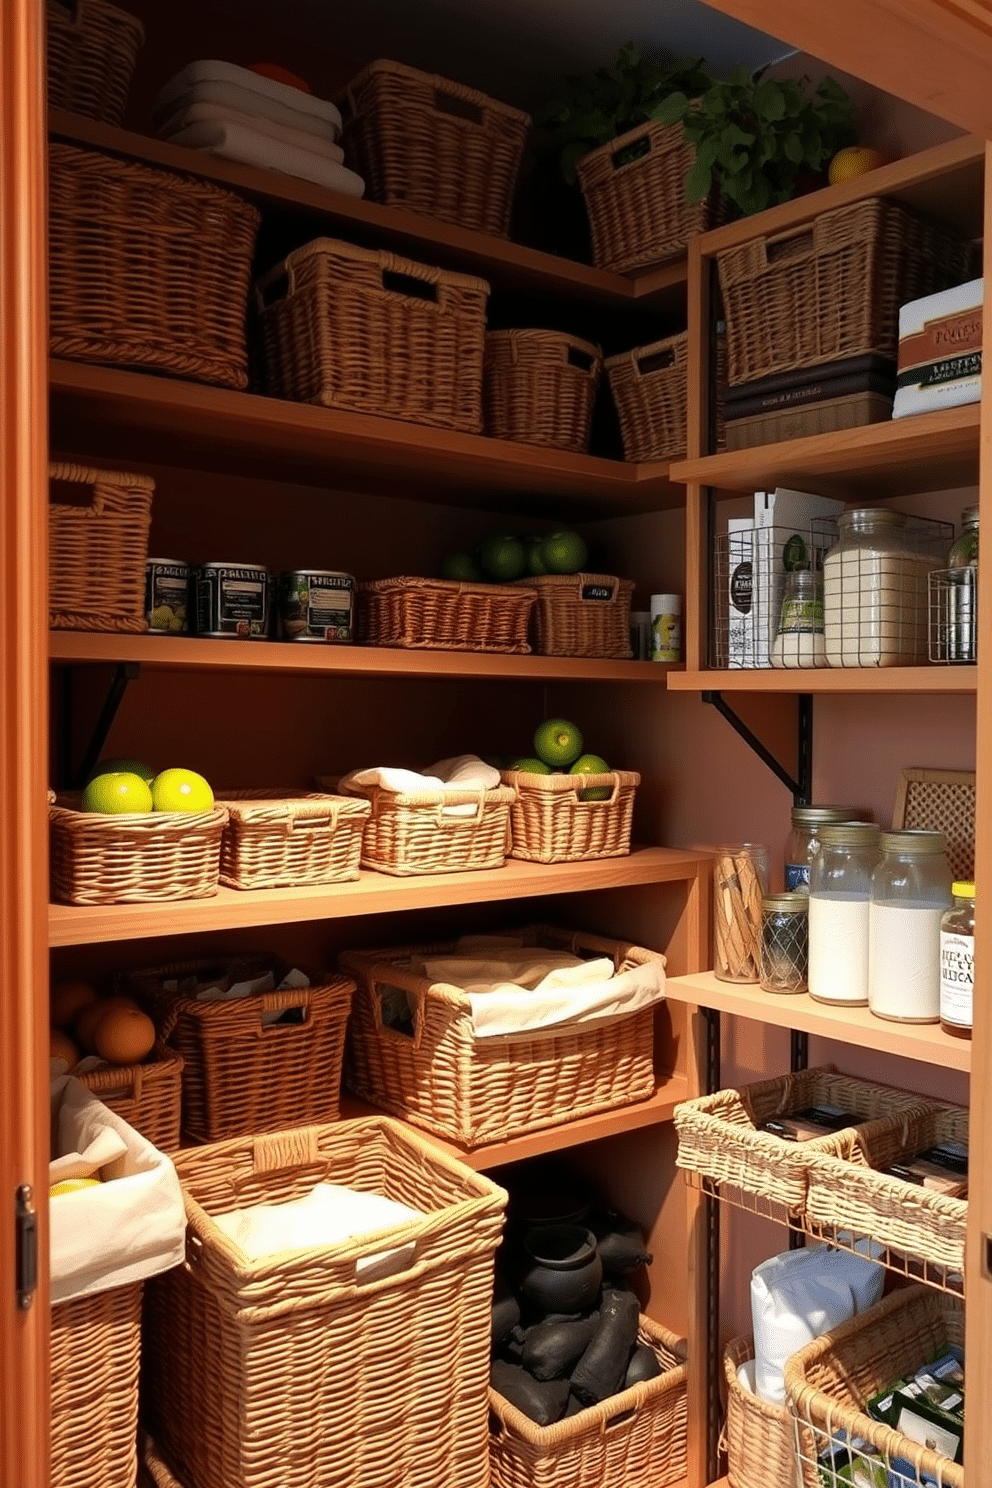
808, 823, 883, 1005
868, 830, 952, 1023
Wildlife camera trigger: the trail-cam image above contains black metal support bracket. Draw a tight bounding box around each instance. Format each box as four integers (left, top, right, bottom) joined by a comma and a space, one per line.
59, 662, 141, 790
702, 690, 813, 806
702, 1005, 722, 1479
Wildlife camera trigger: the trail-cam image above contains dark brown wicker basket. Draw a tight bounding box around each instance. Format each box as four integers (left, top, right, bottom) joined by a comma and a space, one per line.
49, 462, 153, 632
47, 0, 144, 125
75, 1041, 184, 1151
484, 330, 602, 453
358, 576, 536, 653
606, 328, 727, 462
529, 573, 635, 659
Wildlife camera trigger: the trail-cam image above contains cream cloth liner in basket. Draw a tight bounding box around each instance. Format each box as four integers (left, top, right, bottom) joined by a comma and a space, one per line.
339, 754, 502, 817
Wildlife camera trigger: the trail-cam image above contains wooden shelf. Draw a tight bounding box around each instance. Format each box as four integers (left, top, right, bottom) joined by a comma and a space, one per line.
48, 845, 709, 948
669, 666, 977, 694
666, 971, 971, 1073
50, 360, 678, 517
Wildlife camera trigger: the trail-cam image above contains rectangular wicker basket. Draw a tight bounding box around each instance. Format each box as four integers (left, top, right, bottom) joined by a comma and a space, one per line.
47, 0, 144, 125
357, 575, 536, 653
254, 237, 490, 432
340, 58, 531, 237
141, 1117, 507, 1488
216, 789, 371, 890
489, 1315, 687, 1488
339, 925, 661, 1145
723, 1335, 816, 1488
49, 462, 154, 633
75, 1041, 184, 1151
49, 796, 228, 906
483, 330, 602, 454
49, 143, 260, 390
529, 573, 635, 659
128, 954, 355, 1144
500, 768, 639, 863
52, 1281, 143, 1488
331, 774, 516, 876
607, 328, 727, 462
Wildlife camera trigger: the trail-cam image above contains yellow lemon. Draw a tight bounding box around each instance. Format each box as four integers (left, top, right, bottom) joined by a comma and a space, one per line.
50, 1178, 101, 1197
828, 146, 886, 186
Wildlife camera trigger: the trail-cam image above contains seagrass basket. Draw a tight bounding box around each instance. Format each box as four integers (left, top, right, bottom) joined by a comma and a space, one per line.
333, 775, 516, 876
47, 0, 144, 125
357, 576, 536, 653
607, 327, 727, 462
75, 1040, 184, 1150
51, 1281, 143, 1488
141, 1117, 507, 1488
483, 330, 602, 453
529, 574, 635, 659
254, 237, 490, 432
49, 462, 154, 632
49, 796, 228, 906
500, 768, 639, 863
723, 1335, 815, 1488
340, 58, 530, 236
49, 144, 260, 389
216, 789, 371, 890
489, 1315, 687, 1488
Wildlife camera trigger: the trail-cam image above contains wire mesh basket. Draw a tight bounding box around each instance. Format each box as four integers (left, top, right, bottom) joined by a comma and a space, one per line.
929, 567, 978, 663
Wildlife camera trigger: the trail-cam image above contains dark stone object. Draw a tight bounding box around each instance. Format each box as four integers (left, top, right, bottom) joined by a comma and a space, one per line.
589, 1209, 653, 1275
519, 1224, 603, 1316
490, 1359, 570, 1426
522, 1315, 599, 1381
570, 1288, 641, 1406
491, 1272, 521, 1343
624, 1342, 663, 1387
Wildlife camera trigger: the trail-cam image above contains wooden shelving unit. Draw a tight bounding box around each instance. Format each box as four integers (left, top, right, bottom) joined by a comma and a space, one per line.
669, 666, 977, 694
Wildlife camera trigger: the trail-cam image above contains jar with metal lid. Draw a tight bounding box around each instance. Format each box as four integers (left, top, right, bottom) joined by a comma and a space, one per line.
940, 881, 975, 1037
947, 505, 979, 663
808, 823, 883, 1006
785, 805, 871, 892
868, 830, 952, 1023
823, 507, 936, 667
759, 892, 809, 993
770, 569, 827, 670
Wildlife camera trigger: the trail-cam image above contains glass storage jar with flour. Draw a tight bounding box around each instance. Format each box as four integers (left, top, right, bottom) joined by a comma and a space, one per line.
868, 830, 952, 1023
823, 508, 946, 667
808, 823, 882, 1006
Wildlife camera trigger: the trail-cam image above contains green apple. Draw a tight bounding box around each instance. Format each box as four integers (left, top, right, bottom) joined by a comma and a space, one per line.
151, 768, 214, 813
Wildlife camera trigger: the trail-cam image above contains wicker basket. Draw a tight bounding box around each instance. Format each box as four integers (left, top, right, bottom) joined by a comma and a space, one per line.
529, 573, 635, 659
49, 143, 260, 389
673, 1065, 933, 1211
49, 795, 228, 906
51, 1281, 143, 1488
254, 237, 490, 432
483, 330, 602, 453
501, 768, 639, 864
723, 1335, 815, 1488
717, 197, 979, 386
47, 0, 144, 125
357, 576, 536, 653
216, 789, 371, 890
576, 119, 724, 275
607, 327, 727, 462
49, 462, 153, 633
785, 1286, 964, 1488
489, 1315, 687, 1488
340, 924, 661, 1145
128, 954, 355, 1143
142, 1117, 507, 1488
75, 1040, 184, 1150
333, 774, 516, 877
340, 58, 531, 237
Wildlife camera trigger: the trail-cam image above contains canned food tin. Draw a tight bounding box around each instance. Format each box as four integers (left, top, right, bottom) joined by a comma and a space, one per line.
195, 562, 271, 639
277, 569, 355, 643
145, 559, 191, 634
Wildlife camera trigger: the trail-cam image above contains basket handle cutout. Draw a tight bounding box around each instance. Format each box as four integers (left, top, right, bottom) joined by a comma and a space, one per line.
579, 577, 619, 603
566, 346, 595, 373
252, 1126, 319, 1172
435, 790, 486, 825
576, 775, 621, 806
433, 88, 484, 125
381, 269, 438, 303
256, 269, 291, 311
258, 994, 311, 1028
602, 1404, 637, 1432
372, 979, 426, 1048
635, 347, 676, 376
49, 476, 104, 515
763, 224, 815, 265
609, 130, 652, 168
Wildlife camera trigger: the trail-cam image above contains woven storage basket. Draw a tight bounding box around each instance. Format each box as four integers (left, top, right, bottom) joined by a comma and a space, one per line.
340, 58, 531, 236
49, 795, 227, 906
51, 1281, 143, 1488
331, 774, 516, 876
47, 0, 144, 125
500, 768, 639, 864
49, 461, 153, 632
607, 327, 727, 462
340, 925, 661, 1145
483, 330, 602, 453
141, 1117, 507, 1488
673, 1064, 932, 1211
804, 1100, 968, 1276
717, 197, 979, 386
785, 1286, 964, 1488
216, 789, 371, 890
254, 237, 490, 432
723, 1335, 816, 1488
139, 1434, 183, 1488
489, 1315, 687, 1488
129, 954, 355, 1143
49, 143, 260, 389
75, 1040, 183, 1150
357, 576, 536, 653
576, 119, 724, 274
529, 573, 635, 659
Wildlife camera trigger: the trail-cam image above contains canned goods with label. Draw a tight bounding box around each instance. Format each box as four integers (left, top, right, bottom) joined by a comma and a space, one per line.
277, 570, 356, 643
145, 559, 191, 634
195, 562, 271, 639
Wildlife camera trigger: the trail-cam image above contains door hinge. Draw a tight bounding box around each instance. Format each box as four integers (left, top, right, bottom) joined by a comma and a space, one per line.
16, 1184, 37, 1310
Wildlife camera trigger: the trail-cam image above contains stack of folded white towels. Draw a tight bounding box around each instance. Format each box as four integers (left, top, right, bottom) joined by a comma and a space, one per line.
153, 59, 365, 197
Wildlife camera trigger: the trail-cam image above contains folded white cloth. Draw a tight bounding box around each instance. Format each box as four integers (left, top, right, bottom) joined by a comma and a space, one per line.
338, 755, 502, 818
158, 100, 345, 162
155, 59, 342, 137
164, 120, 365, 196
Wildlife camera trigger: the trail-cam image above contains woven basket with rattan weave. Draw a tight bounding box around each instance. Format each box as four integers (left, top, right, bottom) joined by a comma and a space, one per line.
76, 1040, 183, 1150
331, 774, 515, 876
501, 768, 639, 864
216, 789, 370, 890
489, 1315, 687, 1488
357, 575, 536, 652
483, 330, 602, 453
340, 925, 661, 1145
47, 0, 144, 125
49, 462, 153, 633
723, 1335, 816, 1488
254, 237, 490, 432
607, 327, 727, 462
49, 795, 228, 905
529, 573, 635, 659
142, 1117, 507, 1488
49, 143, 260, 389
340, 58, 530, 237
52, 1281, 143, 1488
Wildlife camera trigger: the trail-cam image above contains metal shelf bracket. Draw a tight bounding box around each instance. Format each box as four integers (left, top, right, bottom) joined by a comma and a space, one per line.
702, 690, 813, 805
58, 661, 140, 789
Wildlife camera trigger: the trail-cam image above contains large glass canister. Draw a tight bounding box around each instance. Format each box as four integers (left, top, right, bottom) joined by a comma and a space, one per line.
808, 823, 883, 1005
785, 805, 871, 892
823, 507, 937, 667
868, 831, 952, 1023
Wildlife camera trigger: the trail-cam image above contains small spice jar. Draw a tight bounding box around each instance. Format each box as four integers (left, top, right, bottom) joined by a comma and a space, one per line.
940, 881, 975, 1037
868, 830, 952, 1023
808, 823, 882, 1006
760, 892, 809, 994
785, 805, 871, 892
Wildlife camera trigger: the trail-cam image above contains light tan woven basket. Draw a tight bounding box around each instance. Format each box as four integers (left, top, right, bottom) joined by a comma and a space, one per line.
254, 237, 490, 432
75, 1040, 184, 1150
785, 1286, 964, 1488
49, 796, 228, 906
340, 58, 531, 236
47, 0, 144, 125
128, 954, 355, 1144
483, 330, 602, 453
723, 1335, 816, 1488
216, 789, 370, 890
489, 1315, 687, 1488
49, 462, 153, 633
51, 1281, 143, 1488
331, 774, 515, 876
340, 924, 661, 1145
607, 328, 727, 462
142, 1117, 507, 1488
501, 768, 639, 863
49, 143, 260, 389
529, 573, 635, 659
673, 1065, 933, 1211
357, 576, 536, 653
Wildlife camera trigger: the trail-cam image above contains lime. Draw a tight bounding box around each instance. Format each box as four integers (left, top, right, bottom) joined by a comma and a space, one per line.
525, 535, 548, 576
82, 772, 154, 815
151, 768, 214, 814
569, 752, 611, 800
533, 718, 583, 768
441, 551, 483, 583
479, 534, 527, 583
541, 531, 588, 575
509, 757, 552, 774
92, 758, 155, 784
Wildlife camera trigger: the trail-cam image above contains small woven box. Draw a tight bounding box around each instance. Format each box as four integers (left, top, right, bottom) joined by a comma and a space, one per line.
529, 573, 635, 659
501, 768, 639, 864
723, 1335, 815, 1488
483, 330, 602, 453
49, 462, 153, 633
216, 789, 371, 890
47, 0, 144, 125
49, 796, 228, 906
333, 775, 516, 877
357, 576, 536, 653
52, 1282, 144, 1488
607, 329, 727, 462
76, 1040, 184, 1151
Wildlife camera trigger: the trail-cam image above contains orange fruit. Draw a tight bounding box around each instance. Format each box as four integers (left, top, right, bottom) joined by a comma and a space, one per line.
50, 978, 97, 1029
569, 753, 611, 801
248, 62, 312, 93
828, 146, 886, 186
510, 757, 551, 774
74, 995, 139, 1053
50, 1029, 79, 1070
94, 1007, 156, 1066
541, 531, 588, 575
479, 534, 527, 583
50, 1178, 101, 1197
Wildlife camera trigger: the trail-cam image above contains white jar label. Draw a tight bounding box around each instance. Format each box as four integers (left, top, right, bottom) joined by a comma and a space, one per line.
940, 930, 974, 1026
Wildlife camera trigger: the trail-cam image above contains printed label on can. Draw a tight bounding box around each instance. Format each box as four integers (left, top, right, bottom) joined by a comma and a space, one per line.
145, 560, 190, 634
940, 930, 974, 1027
651, 613, 681, 662
277, 571, 355, 642
196, 564, 270, 639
